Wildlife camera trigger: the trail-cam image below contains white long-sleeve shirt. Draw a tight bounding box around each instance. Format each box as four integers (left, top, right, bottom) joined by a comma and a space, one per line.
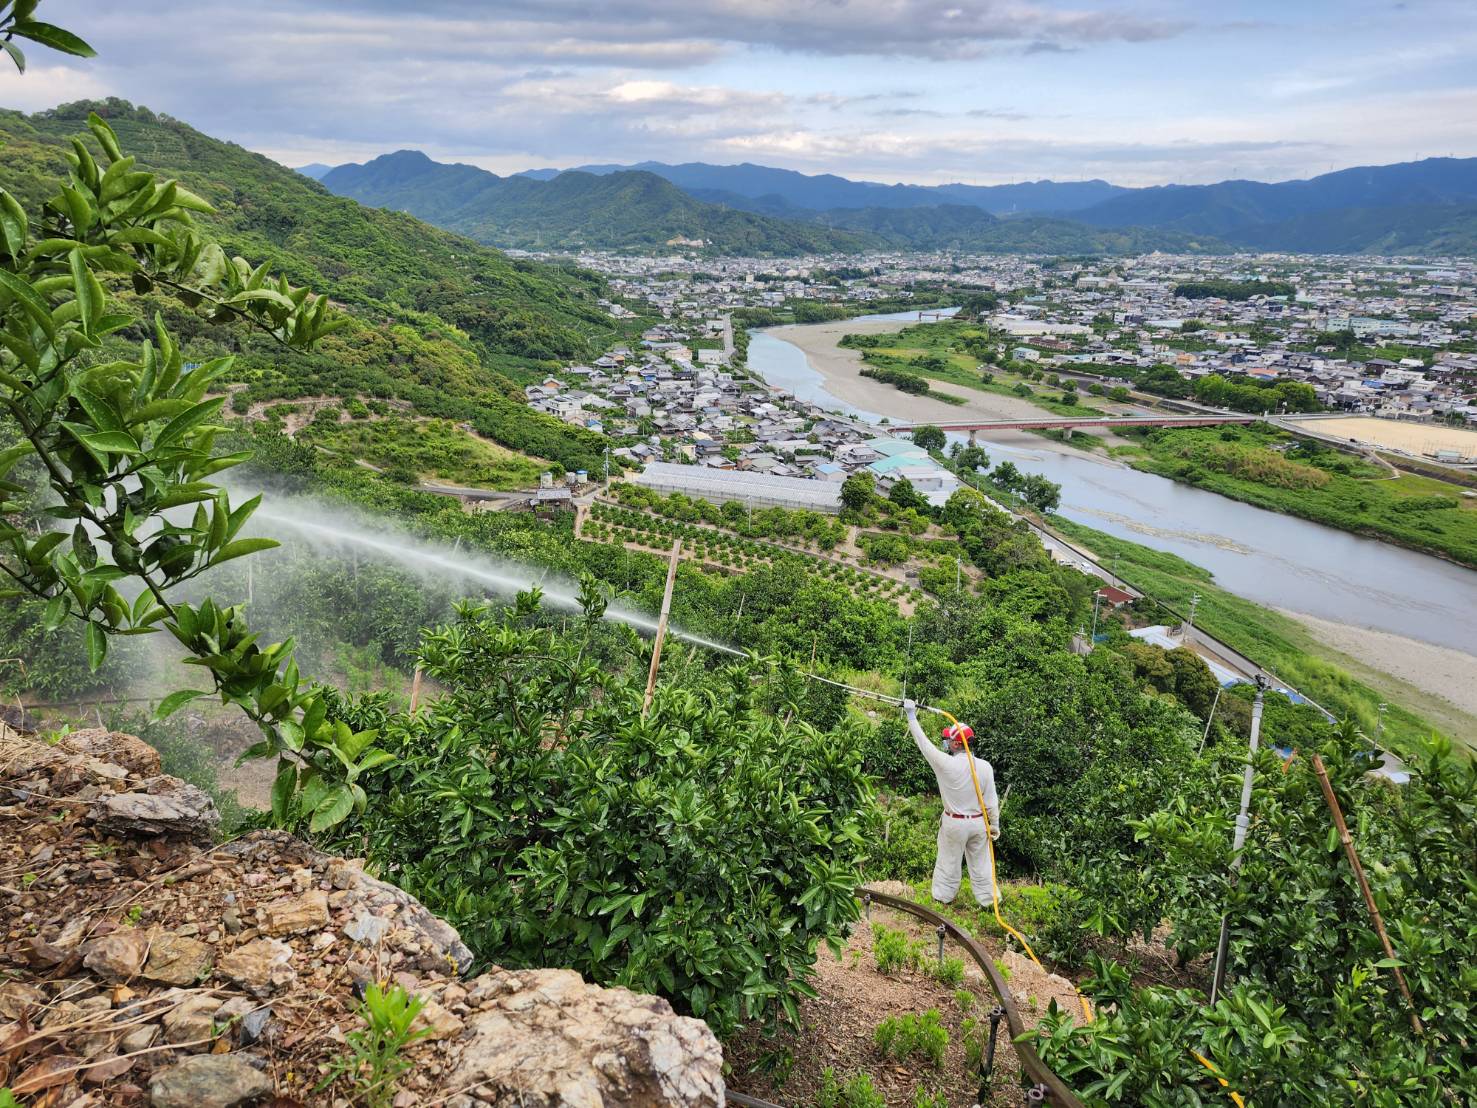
907, 714, 1000, 832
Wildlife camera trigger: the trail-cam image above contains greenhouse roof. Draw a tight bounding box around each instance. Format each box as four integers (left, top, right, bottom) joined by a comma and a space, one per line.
633, 462, 843, 511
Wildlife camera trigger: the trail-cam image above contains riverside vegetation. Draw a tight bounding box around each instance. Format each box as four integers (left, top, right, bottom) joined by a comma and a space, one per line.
2, 13, 1475, 1104
1116, 423, 1477, 568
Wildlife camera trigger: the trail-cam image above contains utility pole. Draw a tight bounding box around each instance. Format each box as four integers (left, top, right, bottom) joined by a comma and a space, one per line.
1376, 702, 1388, 740
1090, 591, 1102, 641
1187, 592, 1201, 637
955, 556, 961, 595
1210, 676, 1266, 1005
603, 446, 610, 489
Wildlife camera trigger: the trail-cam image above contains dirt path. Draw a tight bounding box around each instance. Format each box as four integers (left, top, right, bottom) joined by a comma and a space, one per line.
726, 905, 1027, 1107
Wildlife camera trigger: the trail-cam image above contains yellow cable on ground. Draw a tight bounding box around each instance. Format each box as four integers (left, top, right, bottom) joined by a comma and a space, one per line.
1191, 1049, 1247, 1108
932, 707, 1095, 1026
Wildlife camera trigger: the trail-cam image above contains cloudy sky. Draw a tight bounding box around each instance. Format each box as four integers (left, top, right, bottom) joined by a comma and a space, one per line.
5, 0, 1476, 186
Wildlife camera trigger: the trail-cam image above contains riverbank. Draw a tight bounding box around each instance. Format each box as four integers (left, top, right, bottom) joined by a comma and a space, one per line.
1276, 609, 1477, 734
1052, 518, 1476, 754
763, 319, 1131, 462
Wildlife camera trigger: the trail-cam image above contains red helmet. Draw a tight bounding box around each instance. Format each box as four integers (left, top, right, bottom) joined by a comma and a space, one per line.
942, 722, 975, 744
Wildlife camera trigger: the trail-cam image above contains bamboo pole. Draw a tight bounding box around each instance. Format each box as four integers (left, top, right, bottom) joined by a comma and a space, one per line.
641, 540, 682, 718
1310, 752, 1424, 1036
1210, 678, 1265, 1004
408, 667, 423, 713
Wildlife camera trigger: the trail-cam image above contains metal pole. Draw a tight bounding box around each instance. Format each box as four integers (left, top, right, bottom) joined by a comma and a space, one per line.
1198, 684, 1223, 754
641, 540, 682, 718
1210, 677, 1266, 1004
1090, 593, 1101, 640
901, 624, 914, 701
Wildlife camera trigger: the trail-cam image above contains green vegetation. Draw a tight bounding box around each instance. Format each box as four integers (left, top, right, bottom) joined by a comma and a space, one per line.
298, 415, 549, 489
1173, 279, 1295, 300
1121, 425, 1477, 568
1193, 373, 1319, 413
0, 99, 633, 474
318, 983, 430, 1108
815, 1069, 886, 1108
848, 321, 1107, 419
874, 1009, 949, 1067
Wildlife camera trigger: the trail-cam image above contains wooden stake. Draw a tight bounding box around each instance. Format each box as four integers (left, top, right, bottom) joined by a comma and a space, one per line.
1310, 753, 1424, 1036
642, 540, 682, 718
408, 667, 423, 713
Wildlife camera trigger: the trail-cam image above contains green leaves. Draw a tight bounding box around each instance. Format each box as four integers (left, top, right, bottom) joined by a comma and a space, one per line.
4, 19, 95, 58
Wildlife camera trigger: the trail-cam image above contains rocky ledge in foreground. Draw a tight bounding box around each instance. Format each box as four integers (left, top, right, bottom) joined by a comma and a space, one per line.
0, 724, 724, 1107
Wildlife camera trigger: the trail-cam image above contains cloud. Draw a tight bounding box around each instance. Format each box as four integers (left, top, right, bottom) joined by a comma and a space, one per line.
0, 63, 111, 112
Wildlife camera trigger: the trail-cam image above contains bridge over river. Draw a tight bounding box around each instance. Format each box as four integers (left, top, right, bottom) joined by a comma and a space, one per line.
889, 414, 1258, 434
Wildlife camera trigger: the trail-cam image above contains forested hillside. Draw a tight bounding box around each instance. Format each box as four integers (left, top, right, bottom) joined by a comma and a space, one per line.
321, 151, 874, 254
0, 99, 630, 472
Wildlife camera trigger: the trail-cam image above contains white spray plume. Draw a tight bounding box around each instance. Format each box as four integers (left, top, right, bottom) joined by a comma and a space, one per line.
246, 496, 745, 658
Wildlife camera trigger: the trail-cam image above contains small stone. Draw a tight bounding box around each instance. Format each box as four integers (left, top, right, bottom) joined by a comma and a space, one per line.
120, 1024, 159, 1053
148, 1054, 272, 1108
239, 1007, 271, 1047
163, 993, 223, 1050
90, 778, 219, 845
344, 910, 388, 946
83, 929, 150, 979
216, 938, 295, 995
221, 908, 242, 935
327, 859, 361, 890
145, 932, 215, 987
311, 931, 336, 952
262, 890, 328, 935
412, 999, 463, 1041
84, 1051, 136, 1083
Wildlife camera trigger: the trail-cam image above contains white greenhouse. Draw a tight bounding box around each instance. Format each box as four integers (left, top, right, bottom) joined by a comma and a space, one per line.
632, 462, 843, 513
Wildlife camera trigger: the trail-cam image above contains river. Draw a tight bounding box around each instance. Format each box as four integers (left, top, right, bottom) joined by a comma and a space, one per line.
747, 316, 1477, 659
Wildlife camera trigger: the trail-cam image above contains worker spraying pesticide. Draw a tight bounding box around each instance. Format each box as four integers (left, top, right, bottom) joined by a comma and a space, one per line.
902, 698, 1001, 908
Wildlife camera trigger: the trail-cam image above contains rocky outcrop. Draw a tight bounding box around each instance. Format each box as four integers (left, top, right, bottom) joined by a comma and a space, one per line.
0, 723, 724, 1107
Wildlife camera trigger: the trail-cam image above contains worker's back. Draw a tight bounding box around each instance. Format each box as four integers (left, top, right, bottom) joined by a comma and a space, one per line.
928, 750, 995, 815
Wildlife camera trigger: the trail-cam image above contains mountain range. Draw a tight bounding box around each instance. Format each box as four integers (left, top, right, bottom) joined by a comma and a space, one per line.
316, 152, 1224, 255
310, 151, 1477, 256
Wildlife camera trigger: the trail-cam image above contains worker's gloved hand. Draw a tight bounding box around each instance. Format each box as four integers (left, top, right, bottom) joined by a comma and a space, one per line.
902, 698, 917, 718
989, 825, 1001, 842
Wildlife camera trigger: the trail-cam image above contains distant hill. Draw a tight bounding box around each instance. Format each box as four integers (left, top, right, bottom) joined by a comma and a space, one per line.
320, 151, 874, 255
568, 160, 1127, 214
1067, 157, 1477, 253
294, 162, 334, 180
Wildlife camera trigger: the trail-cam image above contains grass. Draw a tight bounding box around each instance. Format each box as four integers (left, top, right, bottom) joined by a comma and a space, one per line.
1124, 426, 1477, 569
1049, 517, 1473, 754
301, 415, 550, 490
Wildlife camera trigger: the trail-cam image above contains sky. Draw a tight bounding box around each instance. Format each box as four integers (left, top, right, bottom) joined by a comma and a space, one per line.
4, 0, 1477, 187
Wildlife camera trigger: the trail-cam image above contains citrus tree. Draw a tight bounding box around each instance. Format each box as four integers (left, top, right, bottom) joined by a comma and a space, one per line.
0, 4, 385, 830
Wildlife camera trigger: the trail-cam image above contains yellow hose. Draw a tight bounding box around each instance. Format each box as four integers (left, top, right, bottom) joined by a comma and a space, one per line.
933, 707, 1095, 1025
1191, 1050, 1247, 1108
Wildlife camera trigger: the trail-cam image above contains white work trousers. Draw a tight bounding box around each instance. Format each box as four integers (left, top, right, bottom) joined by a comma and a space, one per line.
933, 815, 995, 907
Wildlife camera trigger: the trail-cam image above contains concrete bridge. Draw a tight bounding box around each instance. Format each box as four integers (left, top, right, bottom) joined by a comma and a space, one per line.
889, 414, 1257, 435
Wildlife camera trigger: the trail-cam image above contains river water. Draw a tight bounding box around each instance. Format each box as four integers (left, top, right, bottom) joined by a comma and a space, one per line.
748, 317, 1477, 657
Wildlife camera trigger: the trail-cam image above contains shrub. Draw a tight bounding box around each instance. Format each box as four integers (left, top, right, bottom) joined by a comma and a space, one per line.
872, 923, 920, 975
343, 592, 874, 1035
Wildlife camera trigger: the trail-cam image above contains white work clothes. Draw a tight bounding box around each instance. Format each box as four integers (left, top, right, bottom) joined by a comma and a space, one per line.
906, 714, 1001, 907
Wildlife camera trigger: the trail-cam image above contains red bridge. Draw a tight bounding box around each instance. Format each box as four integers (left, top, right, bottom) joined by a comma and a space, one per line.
889, 414, 1258, 434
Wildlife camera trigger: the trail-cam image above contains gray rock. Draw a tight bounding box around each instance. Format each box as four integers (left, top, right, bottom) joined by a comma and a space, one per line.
162, 992, 222, 1050
262, 889, 328, 935
90, 777, 219, 844
446, 967, 722, 1108
149, 1054, 271, 1108
344, 909, 389, 946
